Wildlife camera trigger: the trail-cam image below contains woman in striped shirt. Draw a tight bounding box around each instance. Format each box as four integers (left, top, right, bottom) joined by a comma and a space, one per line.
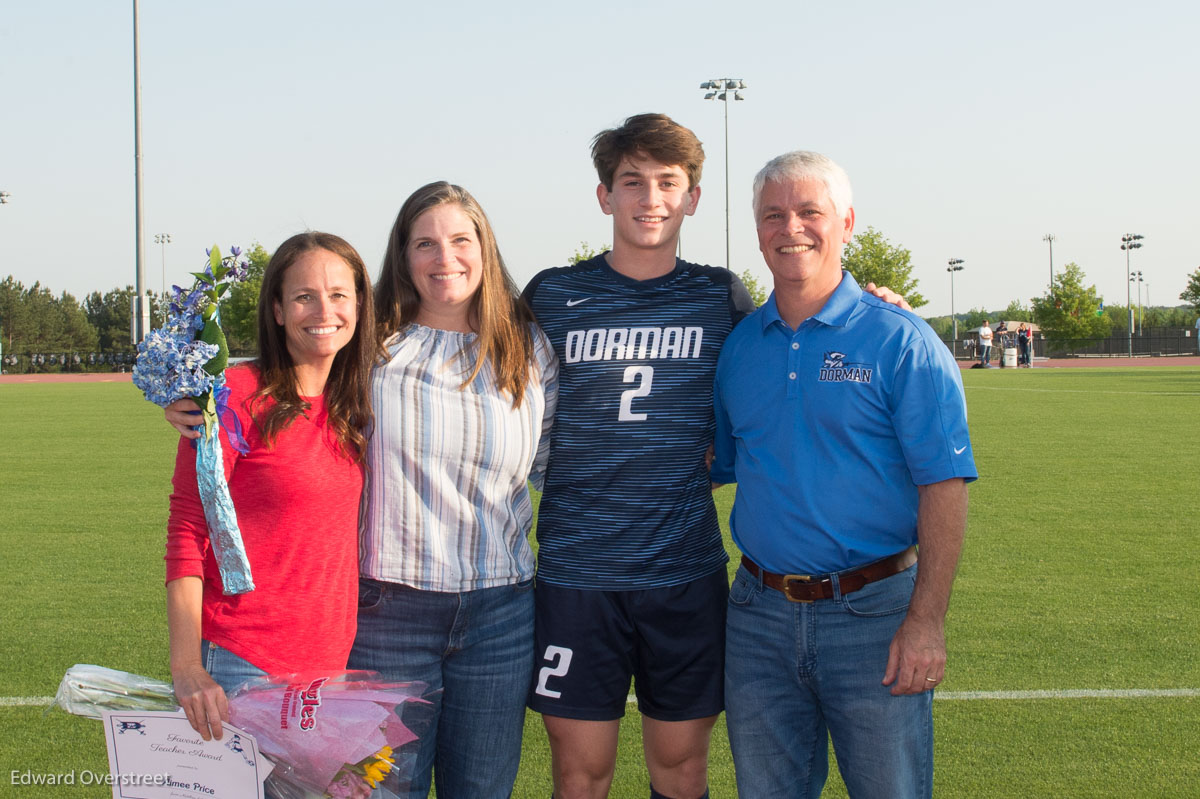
347, 181, 558, 799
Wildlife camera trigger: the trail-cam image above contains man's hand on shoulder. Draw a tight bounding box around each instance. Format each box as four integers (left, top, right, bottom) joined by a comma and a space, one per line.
865, 283, 913, 312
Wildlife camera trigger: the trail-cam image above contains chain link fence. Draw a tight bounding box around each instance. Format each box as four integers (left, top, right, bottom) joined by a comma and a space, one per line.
1, 350, 138, 374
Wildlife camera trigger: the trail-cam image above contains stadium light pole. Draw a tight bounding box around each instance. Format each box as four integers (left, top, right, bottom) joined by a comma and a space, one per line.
1139, 274, 1145, 335
1120, 234, 1143, 357
155, 233, 172, 297
947, 259, 965, 341
1042, 233, 1055, 291
132, 0, 149, 344
0, 193, 5, 369
1129, 270, 1144, 335
699, 78, 747, 271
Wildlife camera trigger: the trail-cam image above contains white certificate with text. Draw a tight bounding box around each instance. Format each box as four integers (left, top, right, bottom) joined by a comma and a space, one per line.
101, 710, 272, 799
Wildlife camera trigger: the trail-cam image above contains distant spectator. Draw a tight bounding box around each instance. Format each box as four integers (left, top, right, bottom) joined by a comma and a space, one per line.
1018, 323, 1031, 366
979, 319, 993, 365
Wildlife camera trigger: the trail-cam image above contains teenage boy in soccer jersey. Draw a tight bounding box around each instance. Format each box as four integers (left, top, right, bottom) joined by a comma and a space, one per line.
524, 114, 902, 799
522, 113, 747, 799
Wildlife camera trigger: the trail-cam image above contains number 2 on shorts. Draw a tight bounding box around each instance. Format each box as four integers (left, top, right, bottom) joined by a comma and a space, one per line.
534, 645, 574, 698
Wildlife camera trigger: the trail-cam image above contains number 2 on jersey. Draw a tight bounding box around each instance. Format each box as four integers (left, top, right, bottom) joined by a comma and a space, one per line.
618, 365, 654, 421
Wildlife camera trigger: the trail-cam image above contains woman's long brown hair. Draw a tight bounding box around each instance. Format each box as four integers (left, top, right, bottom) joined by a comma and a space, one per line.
252, 231, 378, 460
374, 181, 536, 407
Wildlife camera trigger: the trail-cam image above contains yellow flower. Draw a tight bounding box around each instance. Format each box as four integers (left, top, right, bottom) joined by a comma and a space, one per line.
371, 747, 395, 772
356, 746, 397, 788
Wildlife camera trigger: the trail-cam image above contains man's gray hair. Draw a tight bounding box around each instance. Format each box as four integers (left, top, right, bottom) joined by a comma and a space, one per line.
752, 151, 853, 218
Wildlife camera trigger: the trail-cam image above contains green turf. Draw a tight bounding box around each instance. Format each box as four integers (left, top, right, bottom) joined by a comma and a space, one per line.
2, 368, 1198, 797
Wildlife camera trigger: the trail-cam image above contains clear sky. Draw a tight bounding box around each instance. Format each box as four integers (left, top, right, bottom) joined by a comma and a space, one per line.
2, 0, 1196, 318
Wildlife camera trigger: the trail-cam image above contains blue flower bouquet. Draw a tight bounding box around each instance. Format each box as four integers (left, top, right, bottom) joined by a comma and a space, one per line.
133, 246, 255, 594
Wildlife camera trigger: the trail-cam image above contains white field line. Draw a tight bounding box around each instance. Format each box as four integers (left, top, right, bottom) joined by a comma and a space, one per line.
619, 688, 1200, 704
966, 385, 1200, 397
1, 696, 55, 707
8, 688, 1199, 710
933, 688, 1200, 700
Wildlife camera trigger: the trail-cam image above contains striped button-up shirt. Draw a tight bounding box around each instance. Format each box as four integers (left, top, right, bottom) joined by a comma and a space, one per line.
359, 323, 558, 591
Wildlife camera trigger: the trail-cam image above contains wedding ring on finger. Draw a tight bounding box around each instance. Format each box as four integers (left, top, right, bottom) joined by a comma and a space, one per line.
925, 677, 939, 682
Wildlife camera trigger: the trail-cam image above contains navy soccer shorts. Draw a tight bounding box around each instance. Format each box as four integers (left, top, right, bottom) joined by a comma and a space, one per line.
528, 569, 727, 721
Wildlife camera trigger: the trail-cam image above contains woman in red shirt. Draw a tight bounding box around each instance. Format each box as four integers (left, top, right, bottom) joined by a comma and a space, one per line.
165, 232, 376, 741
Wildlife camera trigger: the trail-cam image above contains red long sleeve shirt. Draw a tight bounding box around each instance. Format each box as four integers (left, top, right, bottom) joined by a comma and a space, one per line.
166, 365, 363, 674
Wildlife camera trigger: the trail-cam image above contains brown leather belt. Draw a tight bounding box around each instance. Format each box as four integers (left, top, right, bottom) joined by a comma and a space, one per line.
741, 546, 917, 603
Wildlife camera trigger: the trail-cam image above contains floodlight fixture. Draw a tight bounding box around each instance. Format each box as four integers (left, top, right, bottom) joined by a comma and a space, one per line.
1119, 233, 1145, 356
1130, 270, 1145, 335
946, 259, 965, 341
1042, 233, 1056, 289
155, 233, 172, 297
698, 76, 748, 271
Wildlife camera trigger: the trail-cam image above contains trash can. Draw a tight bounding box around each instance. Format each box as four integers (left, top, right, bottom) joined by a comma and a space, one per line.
1003, 347, 1017, 368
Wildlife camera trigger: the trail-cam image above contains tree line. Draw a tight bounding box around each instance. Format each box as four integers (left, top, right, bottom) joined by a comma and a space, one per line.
734, 228, 1200, 348
0, 245, 268, 372
3, 233, 1197, 372
923, 261, 1199, 342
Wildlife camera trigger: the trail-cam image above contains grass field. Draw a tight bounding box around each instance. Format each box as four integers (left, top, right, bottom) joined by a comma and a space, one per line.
2, 367, 1198, 798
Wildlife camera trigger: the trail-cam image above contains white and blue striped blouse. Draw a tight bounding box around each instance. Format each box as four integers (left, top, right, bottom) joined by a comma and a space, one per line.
359, 323, 558, 591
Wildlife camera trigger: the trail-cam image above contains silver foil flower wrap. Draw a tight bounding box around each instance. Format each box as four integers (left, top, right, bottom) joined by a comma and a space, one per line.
196, 419, 255, 595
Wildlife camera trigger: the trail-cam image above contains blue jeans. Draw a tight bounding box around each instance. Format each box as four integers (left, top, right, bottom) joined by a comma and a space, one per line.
203, 642, 285, 799
981, 344, 992, 364
725, 563, 932, 799
203, 640, 267, 695
348, 578, 534, 799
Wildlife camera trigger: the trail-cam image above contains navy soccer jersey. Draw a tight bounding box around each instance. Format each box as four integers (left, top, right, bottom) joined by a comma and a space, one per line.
523, 254, 755, 589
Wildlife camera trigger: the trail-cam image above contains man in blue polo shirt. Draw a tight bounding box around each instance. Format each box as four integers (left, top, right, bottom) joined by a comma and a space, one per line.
712, 150, 977, 799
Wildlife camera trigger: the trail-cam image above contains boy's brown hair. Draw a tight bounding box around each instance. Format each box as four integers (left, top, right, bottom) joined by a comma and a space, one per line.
591, 113, 705, 190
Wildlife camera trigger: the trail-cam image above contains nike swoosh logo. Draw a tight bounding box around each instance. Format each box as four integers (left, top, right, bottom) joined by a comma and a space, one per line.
566, 298, 592, 307
954, 446, 967, 455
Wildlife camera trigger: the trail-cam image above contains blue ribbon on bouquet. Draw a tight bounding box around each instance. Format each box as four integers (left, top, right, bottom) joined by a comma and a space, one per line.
195, 375, 255, 595
213, 384, 250, 455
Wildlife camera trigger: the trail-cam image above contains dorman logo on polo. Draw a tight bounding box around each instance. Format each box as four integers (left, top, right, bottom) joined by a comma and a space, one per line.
818, 351, 873, 384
